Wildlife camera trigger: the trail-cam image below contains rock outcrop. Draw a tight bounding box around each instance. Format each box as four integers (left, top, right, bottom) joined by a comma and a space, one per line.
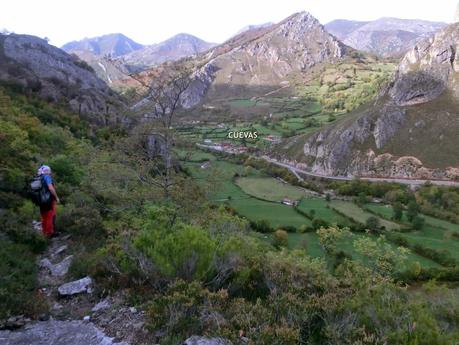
0, 33, 124, 124
299, 23, 459, 180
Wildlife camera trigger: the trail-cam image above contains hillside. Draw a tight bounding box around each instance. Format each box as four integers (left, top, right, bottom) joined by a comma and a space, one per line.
133, 12, 354, 111
0, 33, 124, 124
285, 22, 459, 181
326, 18, 446, 57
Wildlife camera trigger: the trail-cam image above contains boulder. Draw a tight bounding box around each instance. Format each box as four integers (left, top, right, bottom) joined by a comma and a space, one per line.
58, 276, 93, 296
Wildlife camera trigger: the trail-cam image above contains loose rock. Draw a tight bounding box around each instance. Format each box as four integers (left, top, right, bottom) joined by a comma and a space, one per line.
40, 255, 73, 277
58, 276, 93, 296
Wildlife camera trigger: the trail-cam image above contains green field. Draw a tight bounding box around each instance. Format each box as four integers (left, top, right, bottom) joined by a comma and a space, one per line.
330, 200, 400, 230
235, 177, 307, 202
230, 198, 311, 228
297, 197, 350, 225
182, 150, 448, 269
365, 203, 459, 261
185, 158, 312, 228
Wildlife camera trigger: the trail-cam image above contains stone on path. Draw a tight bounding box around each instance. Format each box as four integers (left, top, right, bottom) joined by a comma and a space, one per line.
40, 255, 73, 277
58, 276, 93, 296
0, 320, 128, 345
183, 336, 233, 345
53, 244, 68, 256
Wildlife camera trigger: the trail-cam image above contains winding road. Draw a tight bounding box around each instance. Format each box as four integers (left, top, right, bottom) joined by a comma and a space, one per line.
262, 156, 459, 187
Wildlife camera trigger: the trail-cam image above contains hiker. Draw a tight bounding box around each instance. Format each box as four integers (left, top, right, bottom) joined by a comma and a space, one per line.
37, 165, 60, 237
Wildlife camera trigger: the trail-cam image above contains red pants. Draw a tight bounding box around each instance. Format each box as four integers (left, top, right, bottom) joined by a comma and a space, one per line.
40, 201, 56, 237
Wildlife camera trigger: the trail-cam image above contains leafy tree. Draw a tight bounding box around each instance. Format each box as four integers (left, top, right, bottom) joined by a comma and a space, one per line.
406, 200, 420, 222
411, 215, 425, 230
317, 226, 349, 255
392, 202, 403, 221
353, 236, 409, 277
366, 216, 381, 233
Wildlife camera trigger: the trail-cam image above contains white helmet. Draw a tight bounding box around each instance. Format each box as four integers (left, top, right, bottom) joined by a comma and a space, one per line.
38, 165, 52, 175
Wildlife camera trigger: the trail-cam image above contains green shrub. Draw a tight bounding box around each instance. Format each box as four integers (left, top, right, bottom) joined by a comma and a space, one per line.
0, 240, 47, 319
135, 223, 217, 281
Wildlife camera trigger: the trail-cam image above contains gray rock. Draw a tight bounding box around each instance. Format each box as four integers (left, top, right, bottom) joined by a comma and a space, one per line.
183, 336, 233, 345
40, 255, 73, 277
53, 244, 68, 256
0, 34, 124, 124
0, 320, 128, 345
92, 298, 111, 312
58, 276, 92, 296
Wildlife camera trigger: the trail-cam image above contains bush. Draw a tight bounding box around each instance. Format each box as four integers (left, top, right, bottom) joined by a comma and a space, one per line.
272, 229, 288, 248
412, 244, 457, 267
250, 219, 273, 233
57, 204, 105, 241
0, 240, 47, 319
135, 223, 217, 281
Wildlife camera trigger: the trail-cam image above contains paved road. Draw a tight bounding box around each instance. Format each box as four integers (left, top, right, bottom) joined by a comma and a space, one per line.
262, 157, 459, 187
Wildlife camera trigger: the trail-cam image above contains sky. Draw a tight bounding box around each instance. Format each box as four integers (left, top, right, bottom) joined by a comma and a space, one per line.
1, 0, 458, 47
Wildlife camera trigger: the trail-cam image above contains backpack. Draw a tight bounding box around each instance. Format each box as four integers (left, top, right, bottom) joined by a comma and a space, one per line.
29, 175, 52, 207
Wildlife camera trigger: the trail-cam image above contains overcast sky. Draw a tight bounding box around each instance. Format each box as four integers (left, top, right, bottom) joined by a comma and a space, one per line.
1, 0, 458, 47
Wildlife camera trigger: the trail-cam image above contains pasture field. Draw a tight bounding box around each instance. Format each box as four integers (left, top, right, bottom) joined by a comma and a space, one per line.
297, 197, 350, 225
235, 177, 307, 202
182, 150, 446, 269
230, 197, 312, 228
330, 200, 401, 230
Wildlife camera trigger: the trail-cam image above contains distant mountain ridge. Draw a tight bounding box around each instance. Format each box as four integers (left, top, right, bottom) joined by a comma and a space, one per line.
62, 33, 215, 84
123, 33, 216, 69
326, 18, 446, 57
61, 33, 144, 58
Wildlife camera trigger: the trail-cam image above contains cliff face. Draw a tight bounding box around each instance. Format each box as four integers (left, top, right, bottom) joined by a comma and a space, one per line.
0, 34, 124, 124
300, 23, 459, 180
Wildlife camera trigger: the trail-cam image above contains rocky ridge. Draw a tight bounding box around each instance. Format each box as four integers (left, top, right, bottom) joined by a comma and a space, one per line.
0, 33, 124, 124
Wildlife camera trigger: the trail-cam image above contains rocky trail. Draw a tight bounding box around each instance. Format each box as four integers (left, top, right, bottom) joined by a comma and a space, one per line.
0, 231, 238, 345
0, 233, 148, 345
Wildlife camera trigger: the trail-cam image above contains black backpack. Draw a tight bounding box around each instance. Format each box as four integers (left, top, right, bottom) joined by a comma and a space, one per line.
29, 175, 52, 206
